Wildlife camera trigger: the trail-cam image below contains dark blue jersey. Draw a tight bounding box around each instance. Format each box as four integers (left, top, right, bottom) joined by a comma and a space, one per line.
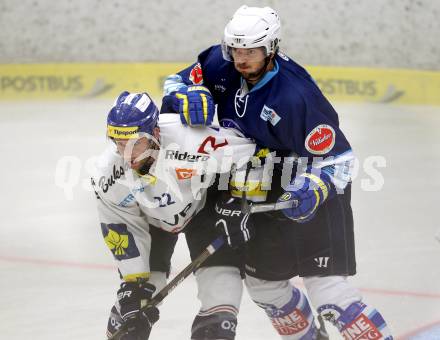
166, 45, 351, 157
162, 45, 354, 188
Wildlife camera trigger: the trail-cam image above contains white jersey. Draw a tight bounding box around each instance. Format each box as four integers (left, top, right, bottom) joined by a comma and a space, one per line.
92, 114, 256, 280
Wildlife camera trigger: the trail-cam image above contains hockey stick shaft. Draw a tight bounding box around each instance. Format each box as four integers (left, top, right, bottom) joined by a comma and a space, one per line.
249, 200, 295, 213
108, 236, 225, 340
149, 236, 224, 306
241, 199, 298, 214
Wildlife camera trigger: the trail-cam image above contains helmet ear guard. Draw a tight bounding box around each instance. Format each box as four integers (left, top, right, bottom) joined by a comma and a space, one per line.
222, 5, 281, 61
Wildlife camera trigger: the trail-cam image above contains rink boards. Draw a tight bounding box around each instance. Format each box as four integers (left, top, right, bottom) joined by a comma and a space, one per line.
0, 63, 439, 106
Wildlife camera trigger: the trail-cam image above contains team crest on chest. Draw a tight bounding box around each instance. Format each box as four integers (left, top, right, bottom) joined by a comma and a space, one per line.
260, 105, 281, 126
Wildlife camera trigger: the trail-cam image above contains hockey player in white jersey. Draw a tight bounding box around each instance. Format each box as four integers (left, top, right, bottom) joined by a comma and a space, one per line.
92, 90, 264, 339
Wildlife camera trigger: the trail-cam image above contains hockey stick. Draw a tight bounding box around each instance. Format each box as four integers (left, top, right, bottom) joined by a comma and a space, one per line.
109, 196, 292, 338
108, 236, 225, 340
242, 199, 296, 214
238, 161, 298, 214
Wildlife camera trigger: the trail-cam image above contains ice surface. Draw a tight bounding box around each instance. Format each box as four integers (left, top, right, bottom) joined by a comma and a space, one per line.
0, 100, 439, 339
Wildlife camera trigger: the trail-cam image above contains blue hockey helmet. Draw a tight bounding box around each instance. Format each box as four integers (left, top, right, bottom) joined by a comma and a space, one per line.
107, 91, 159, 140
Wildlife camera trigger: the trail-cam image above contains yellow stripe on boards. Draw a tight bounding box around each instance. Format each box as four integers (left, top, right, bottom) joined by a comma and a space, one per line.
0, 63, 439, 105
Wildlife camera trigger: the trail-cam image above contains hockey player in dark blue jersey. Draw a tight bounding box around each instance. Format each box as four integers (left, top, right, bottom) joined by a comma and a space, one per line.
161, 5, 393, 340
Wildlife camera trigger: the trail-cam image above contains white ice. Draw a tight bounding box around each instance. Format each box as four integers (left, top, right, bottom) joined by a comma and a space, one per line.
0, 99, 439, 339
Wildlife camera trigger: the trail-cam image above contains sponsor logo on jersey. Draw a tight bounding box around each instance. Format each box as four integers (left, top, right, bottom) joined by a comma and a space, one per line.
101, 223, 140, 260
214, 84, 226, 92
165, 150, 210, 162
189, 63, 203, 85
197, 136, 229, 154
98, 164, 128, 193
175, 168, 197, 180
305, 124, 336, 155
118, 193, 135, 207
342, 314, 383, 340
270, 309, 309, 335
260, 105, 281, 126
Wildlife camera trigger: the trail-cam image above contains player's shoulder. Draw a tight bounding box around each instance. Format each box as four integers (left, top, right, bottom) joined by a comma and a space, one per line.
198, 45, 234, 79
157, 113, 186, 139
198, 44, 223, 63
275, 52, 319, 90
94, 143, 124, 176
158, 114, 198, 151
275, 51, 312, 79
158, 113, 181, 125
272, 52, 325, 108
91, 143, 129, 194
158, 114, 248, 153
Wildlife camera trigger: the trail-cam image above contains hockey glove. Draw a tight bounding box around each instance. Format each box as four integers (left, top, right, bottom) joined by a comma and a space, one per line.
279, 171, 334, 223
214, 196, 254, 249
174, 85, 215, 126
117, 280, 159, 339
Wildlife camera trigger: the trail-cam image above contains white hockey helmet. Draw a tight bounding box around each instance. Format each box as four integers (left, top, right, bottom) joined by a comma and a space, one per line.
222, 5, 281, 61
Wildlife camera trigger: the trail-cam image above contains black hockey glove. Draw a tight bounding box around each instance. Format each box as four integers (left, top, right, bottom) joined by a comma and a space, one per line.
214, 196, 255, 249
117, 280, 159, 340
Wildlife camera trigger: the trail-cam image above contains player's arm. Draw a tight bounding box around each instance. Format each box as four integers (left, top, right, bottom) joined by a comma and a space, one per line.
275, 93, 355, 223
278, 151, 355, 224
192, 127, 262, 248
93, 185, 152, 281
281, 151, 355, 225
92, 180, 159, 339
